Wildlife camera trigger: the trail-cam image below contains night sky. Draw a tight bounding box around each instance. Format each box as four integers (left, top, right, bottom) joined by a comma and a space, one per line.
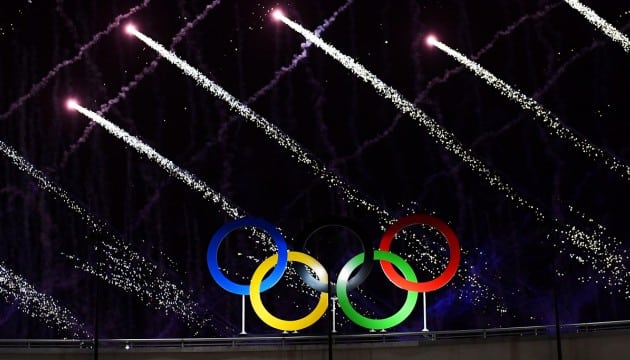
0, 0, 629, 339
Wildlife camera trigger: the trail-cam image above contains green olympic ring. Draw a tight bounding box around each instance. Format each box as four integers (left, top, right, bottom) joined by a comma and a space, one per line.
336, 250, 418, 330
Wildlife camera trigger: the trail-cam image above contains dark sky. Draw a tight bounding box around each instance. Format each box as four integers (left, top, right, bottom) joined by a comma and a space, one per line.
0, 0, 628, 339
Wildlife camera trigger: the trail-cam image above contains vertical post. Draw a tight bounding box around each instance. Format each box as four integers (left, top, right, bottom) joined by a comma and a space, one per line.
422, 292, 429, 332
331, 297, 337, 333
328, 282, 333, 360
240, 295, 247, 335
553, 286, 562, 360
93, 243, 100, 360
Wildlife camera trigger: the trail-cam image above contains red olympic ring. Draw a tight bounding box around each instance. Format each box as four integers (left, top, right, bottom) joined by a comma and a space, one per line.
378, 214, 460, 292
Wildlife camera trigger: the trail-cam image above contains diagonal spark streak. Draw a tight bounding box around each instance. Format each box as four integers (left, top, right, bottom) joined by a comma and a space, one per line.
69, 101, 244, 221
0, 262, 89, 338
430, 38, 630, 182
245, 0, 354, 105
563, 0, 630, 53
0, 139, 212, 332
0, 140, 106, 233
276, 13, 630, 296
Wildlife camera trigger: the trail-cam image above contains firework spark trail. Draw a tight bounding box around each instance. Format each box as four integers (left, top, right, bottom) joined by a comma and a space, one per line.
57, 0, 223, 170
0, 0, 152, 121
64, 243, 228, 335
100, 0, 223, 115
563, 0, 630, 53
430, 38, 630, 182
0, 262, 89, 338
245, 0, 354, 105
416, 2, 562, 103
408, 11, 629, 159
0, 140, 106, 233
0, 139, 213, 332
467, 21, 630, 153
128, 29, 405, 238
70, 101, 245, 222
126, 26, 504, 310
276, 13, 630, 296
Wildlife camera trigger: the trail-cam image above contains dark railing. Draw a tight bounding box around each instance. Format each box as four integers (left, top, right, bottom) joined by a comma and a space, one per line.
0, 320, 629, 350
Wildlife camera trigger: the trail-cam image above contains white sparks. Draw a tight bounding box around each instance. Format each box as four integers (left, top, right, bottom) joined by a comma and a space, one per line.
431, 39, 630, 182
70, 102, 244, 220
564, 0, 630, 53
0, 139, 105, 233
65, 243, 219, 334
0, 262, 89, 338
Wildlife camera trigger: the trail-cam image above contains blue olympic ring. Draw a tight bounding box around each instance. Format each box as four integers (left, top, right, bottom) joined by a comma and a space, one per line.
206, 217, 288, 295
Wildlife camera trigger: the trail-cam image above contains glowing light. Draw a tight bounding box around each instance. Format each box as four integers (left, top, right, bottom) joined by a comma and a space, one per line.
430, 38, 630, 182
564, 0, 630, 53
125, 23, 137, 35
426, 35, 437, 46
272, 9, 284, 21
66, 98, 78, 110
276, 13, 630, 298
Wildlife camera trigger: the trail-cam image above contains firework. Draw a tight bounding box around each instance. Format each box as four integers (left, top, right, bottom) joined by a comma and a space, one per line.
564, 0, 630, 53
429, 37, 630, 182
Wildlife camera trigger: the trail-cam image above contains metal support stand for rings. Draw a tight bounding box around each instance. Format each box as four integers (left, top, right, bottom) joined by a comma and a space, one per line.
240, 295, 247, 335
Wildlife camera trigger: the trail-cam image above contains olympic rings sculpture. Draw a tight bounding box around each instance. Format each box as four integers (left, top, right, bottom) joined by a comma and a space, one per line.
207, 214, 460, 331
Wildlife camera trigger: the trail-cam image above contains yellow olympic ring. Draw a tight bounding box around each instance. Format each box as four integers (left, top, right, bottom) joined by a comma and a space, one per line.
249, 251, 328, 331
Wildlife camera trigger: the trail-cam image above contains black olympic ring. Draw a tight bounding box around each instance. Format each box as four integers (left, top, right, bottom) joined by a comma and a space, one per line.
294, 217, 373, 295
